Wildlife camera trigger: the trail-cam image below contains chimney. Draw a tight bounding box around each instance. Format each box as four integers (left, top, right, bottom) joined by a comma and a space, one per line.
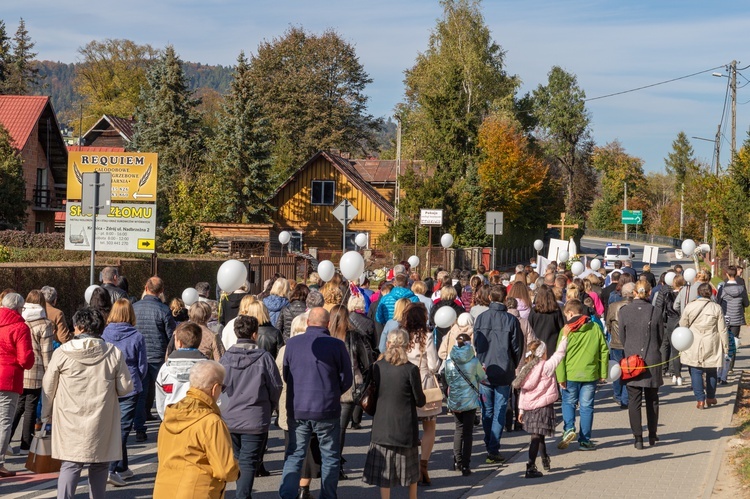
340, 151, 351, 159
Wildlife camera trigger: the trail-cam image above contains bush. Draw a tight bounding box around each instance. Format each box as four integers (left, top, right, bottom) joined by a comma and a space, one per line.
0, 230, 65, 249
158, 221, 216, 254
0, 245, 10, 263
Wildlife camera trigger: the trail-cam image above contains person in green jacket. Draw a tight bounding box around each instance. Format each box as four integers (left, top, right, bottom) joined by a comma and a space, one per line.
555, 299, 609, 451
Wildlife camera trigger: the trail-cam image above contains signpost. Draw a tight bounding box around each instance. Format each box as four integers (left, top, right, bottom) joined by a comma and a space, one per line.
486, 212, 503, 270
420, 209, 444, 274
642, 245, 659, 264
65, 152, 159, 283
332, 200, 358, 252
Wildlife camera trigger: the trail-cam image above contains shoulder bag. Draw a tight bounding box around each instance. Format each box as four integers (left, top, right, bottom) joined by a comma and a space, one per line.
620, 315, 651, 381
358, 367, 378, 416
417, 348, 444, 413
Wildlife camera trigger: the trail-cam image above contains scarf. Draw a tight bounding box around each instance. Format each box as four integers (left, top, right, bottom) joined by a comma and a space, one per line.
565, 314, 590, 333
512, 355, 541, 390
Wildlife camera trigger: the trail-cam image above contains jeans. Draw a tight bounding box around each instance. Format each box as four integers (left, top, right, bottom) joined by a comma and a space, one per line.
11, 387, 41, 450
688, 366, 717, 402
110, 394, 138, 473
135, 362, 161, 432
0, 391, 19, 465
231, 432, 265, 499
561, 381, 598, 443
453, 409, 476, 469
609, 349, 629, 405
58, 461, 109, 499
479, 384, 510, 456
280, 418, 341, 499
626, 386, 659, 438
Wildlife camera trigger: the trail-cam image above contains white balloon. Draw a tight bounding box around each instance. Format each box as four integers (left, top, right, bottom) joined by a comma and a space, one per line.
672, 326, 694, 352
440, 233, 454, 248
700, 243, 711, 254
558, 250, 570, 263
533, 239, 544, 252
664, 271, 676, 286
681, 239, 696, 257
683, 268, 697, 283
317, 260, 336, 283
182, 287, 199, 307
590, 258, 601, 271
217, 259, 248, 294
607, 360, 622, 382
408, 255, 420, 268
278, 231, 291, 245
571, 261, 585, 276
355, 233, 368, 248
434, 306, 457, 329
85, 284, 100, 305
340, 251, 365, 281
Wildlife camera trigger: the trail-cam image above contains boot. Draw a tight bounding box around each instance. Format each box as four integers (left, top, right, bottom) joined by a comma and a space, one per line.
541, 455, 551, 472
297, 486, 313, 499
451, 456, 458, 471
525, 461, 543, 478
419, 459, 431, 486
634, 436, 644, 450
255, 462, 270, 477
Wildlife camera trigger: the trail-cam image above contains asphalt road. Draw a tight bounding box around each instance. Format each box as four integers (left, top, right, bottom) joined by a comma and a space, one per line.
578, 236, 691, 278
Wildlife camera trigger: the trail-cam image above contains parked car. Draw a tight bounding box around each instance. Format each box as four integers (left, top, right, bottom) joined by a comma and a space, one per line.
603, 243, 633, 269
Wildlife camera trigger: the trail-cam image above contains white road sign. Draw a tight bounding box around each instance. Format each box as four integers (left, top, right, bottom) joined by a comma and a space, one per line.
65, 202, 157, 253
420, 209, 443, 226
332, 200, 358, 226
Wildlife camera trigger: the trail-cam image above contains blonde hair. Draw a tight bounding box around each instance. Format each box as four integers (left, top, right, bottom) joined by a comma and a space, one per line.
329, 305, 349, 341
270, 278, 290, 297
393, 297, 411, 323
188, 301, 212, 324
634, 280, 651, 300
384, 328, 409, 366
411, 281, 427, 295
440, 285, 457, 302
322, 283, 343, 305
108, 298, 136, 325
170, 298, 185, 317
565, 285, 579, 302
239, 295, 270, 324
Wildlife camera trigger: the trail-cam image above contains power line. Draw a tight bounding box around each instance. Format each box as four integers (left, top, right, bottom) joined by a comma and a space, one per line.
584, 64, 728, 102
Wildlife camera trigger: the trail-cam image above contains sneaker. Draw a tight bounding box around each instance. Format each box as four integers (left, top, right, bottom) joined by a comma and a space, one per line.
676, 377, 683, 386
107, 472, 127, 487
557, 428, 577, 450
578, 440, 597, 451
486, 454, 505, 464
118, 469, 134, 480
135, 431, 147, 442
671, 375, 677, 385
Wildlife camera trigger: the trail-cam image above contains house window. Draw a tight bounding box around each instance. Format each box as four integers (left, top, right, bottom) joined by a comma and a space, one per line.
289, 231, 303, 252
35, 221, 45, 233
311, 180, 335, 205
345, 231, 367, 251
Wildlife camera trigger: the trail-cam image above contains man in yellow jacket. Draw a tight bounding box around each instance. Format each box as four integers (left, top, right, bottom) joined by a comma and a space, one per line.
153, 360, 239, 498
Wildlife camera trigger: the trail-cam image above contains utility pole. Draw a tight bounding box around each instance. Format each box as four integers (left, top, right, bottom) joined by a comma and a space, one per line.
731, 60, 737, 158
679, 186, 684, 241
623, 181, 628, 241
395, 117, 402, 221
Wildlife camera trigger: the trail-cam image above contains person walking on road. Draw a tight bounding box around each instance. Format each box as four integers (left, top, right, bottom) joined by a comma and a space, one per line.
619, 281, 664, 449
556, 299, 609, 451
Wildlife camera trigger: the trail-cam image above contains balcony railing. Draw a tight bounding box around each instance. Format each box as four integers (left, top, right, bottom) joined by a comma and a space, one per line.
32, 187, 65, 211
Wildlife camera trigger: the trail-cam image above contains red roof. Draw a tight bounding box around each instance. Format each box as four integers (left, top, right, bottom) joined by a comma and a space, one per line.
0, 95, 49, 149
350, 159, 425, 184
68, 145, 126, 152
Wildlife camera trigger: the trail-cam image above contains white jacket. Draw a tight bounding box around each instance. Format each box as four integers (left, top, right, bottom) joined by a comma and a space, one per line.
155, 350, 206, 419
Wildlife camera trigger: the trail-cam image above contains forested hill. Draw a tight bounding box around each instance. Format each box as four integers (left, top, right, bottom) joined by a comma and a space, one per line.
31, 60, 233, 122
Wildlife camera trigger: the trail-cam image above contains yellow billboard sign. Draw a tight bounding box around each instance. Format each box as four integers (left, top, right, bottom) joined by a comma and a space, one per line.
67, 152, 158, 202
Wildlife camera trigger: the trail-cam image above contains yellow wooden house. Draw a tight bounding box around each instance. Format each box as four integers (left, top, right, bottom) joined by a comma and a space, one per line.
269, 151, 396, 252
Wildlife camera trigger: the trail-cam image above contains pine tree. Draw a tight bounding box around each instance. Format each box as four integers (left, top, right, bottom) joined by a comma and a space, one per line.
0, 123, 27, 228
664, 131, 699, 191
0, 21, 12, 93
211, 51, 273, 223
6, 18, 39, 94
129, 45, 203, 195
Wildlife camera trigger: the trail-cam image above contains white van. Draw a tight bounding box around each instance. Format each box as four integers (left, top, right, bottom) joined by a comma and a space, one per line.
603, 243, 633, 269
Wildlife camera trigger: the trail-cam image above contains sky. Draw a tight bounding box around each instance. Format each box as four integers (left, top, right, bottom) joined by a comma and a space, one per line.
5, 0, 750, 172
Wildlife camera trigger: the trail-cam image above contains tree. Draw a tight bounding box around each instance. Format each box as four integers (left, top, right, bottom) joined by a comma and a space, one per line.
0, 21, 12, 93
393, 0, 518, 244
0, 124, 27, 228
5, 18, 38, 94
589, 141, 647, 231
664, 131, 699, 192
129, 45, 204, 199
477, 115, 547, 220
710, 139, 750, 258
247, 27, 382, 183
210, 51, 273, 223
533, 66, 594, 218
74, 39, 157, 136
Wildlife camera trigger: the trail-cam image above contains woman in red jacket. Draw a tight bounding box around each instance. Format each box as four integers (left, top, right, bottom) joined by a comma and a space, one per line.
0, 292, 35, 477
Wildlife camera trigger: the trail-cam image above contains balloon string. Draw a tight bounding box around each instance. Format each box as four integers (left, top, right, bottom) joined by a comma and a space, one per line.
623, 353, 683, 370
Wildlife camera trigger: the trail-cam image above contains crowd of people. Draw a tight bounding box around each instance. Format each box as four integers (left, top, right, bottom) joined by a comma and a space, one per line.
0, 256, 744, 497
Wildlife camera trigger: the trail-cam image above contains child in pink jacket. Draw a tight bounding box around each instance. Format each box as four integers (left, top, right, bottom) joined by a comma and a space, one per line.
512, 328, 570, 478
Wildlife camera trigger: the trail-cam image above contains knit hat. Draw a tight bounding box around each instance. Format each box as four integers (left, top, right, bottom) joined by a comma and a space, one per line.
457, 312, 474, 328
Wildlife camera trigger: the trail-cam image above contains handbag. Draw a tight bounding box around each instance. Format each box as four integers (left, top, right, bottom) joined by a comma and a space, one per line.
342, 333, 366, 404
417, 349, 443, 413
25, 428, 61, 474
359, 368, 377, 416
619, 354, 646, 380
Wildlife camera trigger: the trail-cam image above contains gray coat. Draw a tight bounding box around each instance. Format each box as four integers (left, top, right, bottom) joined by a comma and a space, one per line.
619, 299, 664, 389
717, 282, 749, 326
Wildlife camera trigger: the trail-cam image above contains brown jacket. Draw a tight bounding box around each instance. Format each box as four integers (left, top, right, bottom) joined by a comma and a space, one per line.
154, 387, 239, 499
45, 304, 72, 343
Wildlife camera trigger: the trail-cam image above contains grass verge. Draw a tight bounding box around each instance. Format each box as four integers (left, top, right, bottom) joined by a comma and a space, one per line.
732, 373, 750, 485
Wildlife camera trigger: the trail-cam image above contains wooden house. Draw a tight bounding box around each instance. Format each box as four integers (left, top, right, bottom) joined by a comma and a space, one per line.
269, 151, 398, 252
80, 114, 135, 149
0, 96, 68, 232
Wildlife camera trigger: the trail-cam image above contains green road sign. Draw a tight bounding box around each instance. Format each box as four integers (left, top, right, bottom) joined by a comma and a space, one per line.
622, 209, 643, 224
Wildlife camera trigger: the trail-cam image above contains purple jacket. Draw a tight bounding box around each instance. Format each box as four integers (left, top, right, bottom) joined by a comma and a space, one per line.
102, 322, 147, 396
283, 326, 353, 421
220, 340, 282, 434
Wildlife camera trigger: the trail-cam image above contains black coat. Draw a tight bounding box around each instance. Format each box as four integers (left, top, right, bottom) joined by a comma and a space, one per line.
370, 360, 425, 448
619, 299, 664, 388
276, 300, 307, 340
220, 292, 248, 326
473, 302, 522, 387
528, 309, 565, 357
257, 323, 285, 359
349, 312, 377, 353
429, 300, 466, 344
